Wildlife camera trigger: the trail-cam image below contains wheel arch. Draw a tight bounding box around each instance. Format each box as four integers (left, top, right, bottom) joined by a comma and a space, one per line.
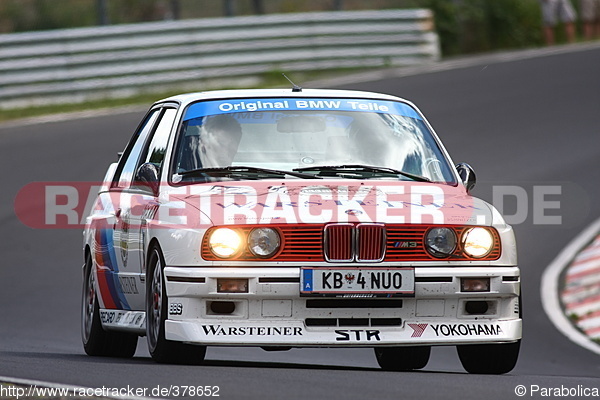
83, 245, 92, 276
145, 237, 163, 275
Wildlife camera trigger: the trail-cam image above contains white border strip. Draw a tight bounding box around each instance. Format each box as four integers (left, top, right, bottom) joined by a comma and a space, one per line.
0, 375, 154, 400
541, 217, 600, 355
0, 105, 146, 130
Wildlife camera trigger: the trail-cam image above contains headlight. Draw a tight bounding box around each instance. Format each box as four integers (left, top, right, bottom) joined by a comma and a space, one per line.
248, 228, 281, 258
425, 227, 457, 258
462, 227, 494, 258
208, 228, 243, 258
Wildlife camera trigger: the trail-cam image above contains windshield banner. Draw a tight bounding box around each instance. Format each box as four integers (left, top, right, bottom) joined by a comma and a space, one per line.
183, 98, 423, 122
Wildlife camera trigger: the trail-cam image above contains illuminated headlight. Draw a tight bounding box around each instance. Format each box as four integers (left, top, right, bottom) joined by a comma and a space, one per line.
462, 227, 494, 258
425, 228, 457, 258
208, 228, 243, 258
248, 228, 281, 258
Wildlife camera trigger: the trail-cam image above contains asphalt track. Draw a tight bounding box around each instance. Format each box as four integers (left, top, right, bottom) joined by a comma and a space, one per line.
1, 44, 599, 399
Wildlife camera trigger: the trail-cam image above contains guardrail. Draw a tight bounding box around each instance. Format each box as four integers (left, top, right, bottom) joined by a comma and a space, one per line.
0, 9, 439, 109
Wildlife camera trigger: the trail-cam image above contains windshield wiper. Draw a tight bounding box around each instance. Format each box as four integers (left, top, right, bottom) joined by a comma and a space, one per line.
293, 164, 431, 182
178, 166, 321, 180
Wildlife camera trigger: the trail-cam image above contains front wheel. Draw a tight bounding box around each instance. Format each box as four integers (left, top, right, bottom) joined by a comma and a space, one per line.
81, 252, 137, 357
146, 246, 206, 364
374, 346, 431, 371
457, 340, 520, 374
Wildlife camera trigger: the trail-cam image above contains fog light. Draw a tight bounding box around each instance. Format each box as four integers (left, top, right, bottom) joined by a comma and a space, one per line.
461, 278, 490, 292
465, 301, 489, 314
217, 278, 248, 293
210, 301, 236, 314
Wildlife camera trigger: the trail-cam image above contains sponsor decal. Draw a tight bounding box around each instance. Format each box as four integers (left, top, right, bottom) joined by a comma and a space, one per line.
394, 241, 418, 248
169, 303, 183, 315
345, 209, 363, 216
100, 310, 118, 324
201, 325, 303, 336
335, 329, 381, 341
408, 323, 429, 338
183, 98, 422, 121
118, 215, 130, 266
100, 310, 145, 327
94, 229, 131, 310
408, 323, 503, 337
118, 276, 139, 295
431, 323, 503, 337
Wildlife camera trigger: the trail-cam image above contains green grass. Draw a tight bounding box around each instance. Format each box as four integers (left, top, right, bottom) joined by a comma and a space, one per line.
0, 92, 179, 123
567, 312, 580, 323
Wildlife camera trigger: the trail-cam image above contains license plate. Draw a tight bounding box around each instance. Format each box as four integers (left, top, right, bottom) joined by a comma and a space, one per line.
300, 267, 415, 297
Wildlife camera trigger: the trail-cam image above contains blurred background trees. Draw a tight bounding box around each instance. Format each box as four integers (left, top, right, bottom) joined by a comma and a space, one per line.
0, 0, 548, 55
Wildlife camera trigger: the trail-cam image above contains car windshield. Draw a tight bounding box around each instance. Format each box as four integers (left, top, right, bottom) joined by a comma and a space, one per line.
173, 97, 457, 184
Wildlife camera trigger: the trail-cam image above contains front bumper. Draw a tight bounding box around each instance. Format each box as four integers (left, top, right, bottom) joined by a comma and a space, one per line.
164, 266, 521, 347
166, 318, 521, 346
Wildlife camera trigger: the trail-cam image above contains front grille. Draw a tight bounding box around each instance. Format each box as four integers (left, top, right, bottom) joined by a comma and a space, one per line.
258, 277, 300, 283
371, 318, 403, 326
305, 318, 337, 327
201, 224, 501, 262
357, 224, 385, 261
386, 225, 429, 260
324, 224, 354, 261
386, 225, 502, 261
278, 225, 323, 261
201, 225, 323, 261
305, 299, 403, 309
305, 318, 402, 327
324, 223, 385, 262
414, 276, 453, 283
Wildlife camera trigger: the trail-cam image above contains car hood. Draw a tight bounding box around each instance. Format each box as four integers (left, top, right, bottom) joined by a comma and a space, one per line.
165, 180, 502, 228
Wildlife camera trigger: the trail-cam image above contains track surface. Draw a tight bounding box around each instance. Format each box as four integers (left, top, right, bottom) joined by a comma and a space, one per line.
1, 46, 599, 399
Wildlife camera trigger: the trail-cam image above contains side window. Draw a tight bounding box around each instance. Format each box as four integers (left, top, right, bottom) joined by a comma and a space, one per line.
113, 108, 161, 189
140, 108, 177, 172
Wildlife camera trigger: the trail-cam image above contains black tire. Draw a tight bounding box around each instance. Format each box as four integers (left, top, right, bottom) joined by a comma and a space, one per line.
146, 246, 206, 364
458, 293, 522, 375
457, 340, 520, 374
81, 252, 138, 358
375, 346, 431, 371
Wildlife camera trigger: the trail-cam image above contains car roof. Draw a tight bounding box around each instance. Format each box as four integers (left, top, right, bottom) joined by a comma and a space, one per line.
157, 88, 412, 107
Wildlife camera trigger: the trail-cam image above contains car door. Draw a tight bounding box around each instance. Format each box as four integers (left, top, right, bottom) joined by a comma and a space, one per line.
126, 105, 178, 297
98, 107, 162, 311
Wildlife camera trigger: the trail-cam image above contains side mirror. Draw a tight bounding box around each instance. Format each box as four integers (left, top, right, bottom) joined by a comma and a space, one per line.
134, 162, 160, 195
456, 163, 476, 192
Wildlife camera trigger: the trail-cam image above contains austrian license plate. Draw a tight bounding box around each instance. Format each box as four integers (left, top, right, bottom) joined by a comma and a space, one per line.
300, 267, 415, 297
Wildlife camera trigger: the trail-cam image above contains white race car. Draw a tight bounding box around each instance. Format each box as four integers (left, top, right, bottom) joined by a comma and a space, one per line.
82, 88, 521, 373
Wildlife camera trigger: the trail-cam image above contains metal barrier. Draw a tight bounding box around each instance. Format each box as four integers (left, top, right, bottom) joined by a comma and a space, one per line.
0, 9, 439, 109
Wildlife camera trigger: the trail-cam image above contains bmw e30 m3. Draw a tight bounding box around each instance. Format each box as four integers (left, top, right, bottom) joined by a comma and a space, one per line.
81, 88, 521, 374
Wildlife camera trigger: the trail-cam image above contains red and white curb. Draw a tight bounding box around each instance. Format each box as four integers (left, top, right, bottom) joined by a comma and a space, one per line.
561, 233, 600, 340
541, 217, 600, 355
